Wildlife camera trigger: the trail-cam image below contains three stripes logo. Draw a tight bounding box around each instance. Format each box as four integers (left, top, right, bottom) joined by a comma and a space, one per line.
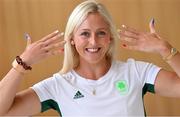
73, 90, 84, 99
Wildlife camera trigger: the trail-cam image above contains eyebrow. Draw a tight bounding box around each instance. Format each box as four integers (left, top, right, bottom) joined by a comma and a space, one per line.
80, 28, 109, 31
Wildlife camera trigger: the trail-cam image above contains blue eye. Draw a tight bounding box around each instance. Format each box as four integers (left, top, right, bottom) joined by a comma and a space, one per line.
97, 31, 106, 37
99, 31, 106, 35
81, 32, 90, 37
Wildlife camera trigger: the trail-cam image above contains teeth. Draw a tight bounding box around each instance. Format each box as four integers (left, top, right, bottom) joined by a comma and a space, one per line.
87, 48, 99, 52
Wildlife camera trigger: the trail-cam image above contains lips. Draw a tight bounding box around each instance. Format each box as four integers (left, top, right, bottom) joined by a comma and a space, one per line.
85, 48, 101, 53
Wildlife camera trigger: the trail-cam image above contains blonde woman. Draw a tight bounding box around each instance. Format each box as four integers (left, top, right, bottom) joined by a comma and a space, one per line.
0, 0, 180, 116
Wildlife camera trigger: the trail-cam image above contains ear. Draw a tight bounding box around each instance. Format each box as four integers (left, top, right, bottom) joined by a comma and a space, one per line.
108, 37, 112, 44
71, 40, 75, 45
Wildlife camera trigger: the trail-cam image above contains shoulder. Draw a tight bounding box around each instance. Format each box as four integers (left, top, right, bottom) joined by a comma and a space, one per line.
113, 58, 160, 72
115, 58, 155, 66
113, 58, 140, 69
32, 71, 73, 88
52, 71, 75, 83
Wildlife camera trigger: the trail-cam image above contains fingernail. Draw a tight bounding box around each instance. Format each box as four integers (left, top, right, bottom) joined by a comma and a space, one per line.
150, 18, 155, 25
122, 24, 126, 28
24, 33, 30, 40
57, 32, 64, 38
117, 29, 121, 32
60, 32, 64, 36
54, 30, 59, 33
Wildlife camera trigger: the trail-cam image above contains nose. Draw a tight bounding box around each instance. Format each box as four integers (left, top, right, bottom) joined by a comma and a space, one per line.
89, 34, 97, 45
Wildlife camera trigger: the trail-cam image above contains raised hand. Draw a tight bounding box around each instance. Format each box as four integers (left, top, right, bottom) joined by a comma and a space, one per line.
119, 19, 171, 56
20, 30, 66, 66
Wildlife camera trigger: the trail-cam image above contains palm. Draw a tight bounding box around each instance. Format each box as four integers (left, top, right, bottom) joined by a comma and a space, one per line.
119, 20, 165, 54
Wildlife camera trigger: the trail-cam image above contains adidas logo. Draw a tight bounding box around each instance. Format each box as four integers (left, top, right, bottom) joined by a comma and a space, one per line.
73, 91, 84, 99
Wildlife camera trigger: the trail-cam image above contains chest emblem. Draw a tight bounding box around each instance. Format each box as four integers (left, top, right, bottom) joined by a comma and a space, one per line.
73, 90, 84, 99
115, 80, 128, 94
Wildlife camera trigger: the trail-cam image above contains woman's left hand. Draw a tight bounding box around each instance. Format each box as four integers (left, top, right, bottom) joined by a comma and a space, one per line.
119, 19, 171, 56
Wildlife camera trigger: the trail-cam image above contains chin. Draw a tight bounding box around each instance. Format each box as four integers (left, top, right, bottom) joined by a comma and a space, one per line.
86, 57, 105, 64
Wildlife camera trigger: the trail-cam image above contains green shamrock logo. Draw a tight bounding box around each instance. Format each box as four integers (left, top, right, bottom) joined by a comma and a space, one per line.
115, 80, 128, 94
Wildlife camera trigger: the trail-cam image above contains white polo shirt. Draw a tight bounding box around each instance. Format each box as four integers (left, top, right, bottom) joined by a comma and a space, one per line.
31, 58, 161, 116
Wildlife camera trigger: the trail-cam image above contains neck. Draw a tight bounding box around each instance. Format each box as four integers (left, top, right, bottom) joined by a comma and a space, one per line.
74, 58, 111, 80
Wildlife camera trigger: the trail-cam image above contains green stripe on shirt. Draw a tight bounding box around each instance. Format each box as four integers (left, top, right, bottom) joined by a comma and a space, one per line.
41, 99, 62, 116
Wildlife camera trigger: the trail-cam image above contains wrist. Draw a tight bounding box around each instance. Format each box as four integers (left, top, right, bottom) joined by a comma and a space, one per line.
163, 47, 178, 61
16, 56, 32, 70
12, 60, 27, 74
12, 56, 32, 74
159, 45, 171, 58
158, 41, 178, 61
20, 53, 32, 66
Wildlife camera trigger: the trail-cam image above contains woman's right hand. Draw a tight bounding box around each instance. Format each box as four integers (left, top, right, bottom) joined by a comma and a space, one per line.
20, 30, 66, 66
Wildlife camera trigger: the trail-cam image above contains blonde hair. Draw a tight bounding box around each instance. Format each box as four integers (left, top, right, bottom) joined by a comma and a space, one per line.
59, 0, 119, 74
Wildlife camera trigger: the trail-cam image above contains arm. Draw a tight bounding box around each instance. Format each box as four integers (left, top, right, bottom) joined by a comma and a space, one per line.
4, 84, 41, 116
154, 46, 180, 97
0, 30, 65, 115
119, 19, 180, 97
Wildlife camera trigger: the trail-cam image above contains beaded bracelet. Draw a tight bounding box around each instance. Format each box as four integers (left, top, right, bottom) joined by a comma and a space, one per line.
15, 56, 32, 70
12, 60, 27, 74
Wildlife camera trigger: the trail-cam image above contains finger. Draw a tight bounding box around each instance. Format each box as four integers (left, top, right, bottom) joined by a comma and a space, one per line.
43, 41, 66, 51
119, 31, 139, 40
121, 44, 139, 51
121, 25, 139, 35
45, 48, 64, 56
42, 32, 64, 46
149, 18, 156, 33
24, 33, 32, 47
120, 36, 137, 44
40, 30, 62, 42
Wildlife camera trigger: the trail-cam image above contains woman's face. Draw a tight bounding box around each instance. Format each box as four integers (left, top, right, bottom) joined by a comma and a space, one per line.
73, 12, 111, 64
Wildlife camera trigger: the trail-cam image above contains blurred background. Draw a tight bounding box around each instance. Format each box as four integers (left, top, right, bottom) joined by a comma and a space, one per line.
0, 0, 180, 116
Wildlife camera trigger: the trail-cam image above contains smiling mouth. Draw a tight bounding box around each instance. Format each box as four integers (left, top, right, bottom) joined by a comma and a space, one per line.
86, 48, 101, 53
